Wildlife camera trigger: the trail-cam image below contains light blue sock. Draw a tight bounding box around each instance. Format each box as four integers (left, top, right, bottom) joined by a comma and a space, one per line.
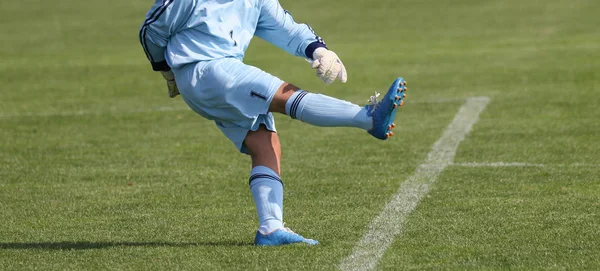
285, 90, 372, 130
249, 166, 284, 235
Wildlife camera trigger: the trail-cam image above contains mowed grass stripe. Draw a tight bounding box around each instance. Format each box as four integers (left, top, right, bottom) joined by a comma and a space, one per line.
340, 97, 490, 271
0, 98, 466, 119
454, 162, 600, 168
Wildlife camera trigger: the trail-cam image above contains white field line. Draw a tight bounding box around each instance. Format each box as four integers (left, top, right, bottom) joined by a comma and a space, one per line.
339, 97, 490, 271
0, 97, 466, 119
453, 162, 599, 168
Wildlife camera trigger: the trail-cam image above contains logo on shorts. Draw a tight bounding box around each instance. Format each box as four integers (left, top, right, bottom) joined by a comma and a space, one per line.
250, 90, 267, 101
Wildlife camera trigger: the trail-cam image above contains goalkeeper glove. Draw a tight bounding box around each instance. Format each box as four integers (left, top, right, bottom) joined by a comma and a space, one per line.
160, 70, 180, 98
311, 47, 348, 85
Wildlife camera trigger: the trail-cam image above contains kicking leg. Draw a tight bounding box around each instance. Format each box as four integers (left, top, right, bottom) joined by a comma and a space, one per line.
269, 83, 371, 129
244, 125, 319, 246
269, 78, 408, 139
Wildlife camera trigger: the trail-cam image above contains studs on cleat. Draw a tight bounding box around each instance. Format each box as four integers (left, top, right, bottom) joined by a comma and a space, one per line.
400, 100, 405, 107
393, 104, 398, 109
404, 87, 408, 92
391, 123, 396, 128
388, 125, 392, 130
385, 132, 394, 138
397, 88, 402, 93
403, 93, 407, 98
403, 82, 408, 86
395, 95, 400, 100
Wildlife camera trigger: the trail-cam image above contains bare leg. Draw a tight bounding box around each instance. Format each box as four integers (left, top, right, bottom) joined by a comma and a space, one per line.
244, 125, 286, 237
243, 125, 281, 175
269, 82, 300, 115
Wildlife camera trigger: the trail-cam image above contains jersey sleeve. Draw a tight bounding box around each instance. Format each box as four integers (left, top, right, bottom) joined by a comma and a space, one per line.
139, 0, 194, 71
255, 0, 327, 60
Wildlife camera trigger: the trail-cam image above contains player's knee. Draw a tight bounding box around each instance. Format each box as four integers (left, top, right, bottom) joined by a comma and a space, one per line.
269, 82, 301, 114
244, 125, 280, 157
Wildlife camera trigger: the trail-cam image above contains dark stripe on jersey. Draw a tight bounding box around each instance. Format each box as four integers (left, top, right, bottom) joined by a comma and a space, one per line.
306, 25, 326, 46
145, 2, 165, 25
139, 26, 152, 61
139, 0, 175, 63
140, 1, 169, 61
143, 0, 174, 27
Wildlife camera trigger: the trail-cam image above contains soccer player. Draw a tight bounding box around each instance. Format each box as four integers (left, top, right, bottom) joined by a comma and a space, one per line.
139, 0, 407, 246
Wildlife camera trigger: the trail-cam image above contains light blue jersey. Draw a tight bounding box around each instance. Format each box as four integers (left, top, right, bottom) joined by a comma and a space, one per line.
140, 0, 327, 71
139, 0, 329, 154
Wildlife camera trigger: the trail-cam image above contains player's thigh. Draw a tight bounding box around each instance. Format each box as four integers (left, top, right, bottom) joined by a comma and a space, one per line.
175, 58, 284, 121
215, 114, 276, 154
173, 59, 290, 154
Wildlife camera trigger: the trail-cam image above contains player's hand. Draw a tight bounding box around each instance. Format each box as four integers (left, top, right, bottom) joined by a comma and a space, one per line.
311, 48, 348, 85
160, 70, 180, 98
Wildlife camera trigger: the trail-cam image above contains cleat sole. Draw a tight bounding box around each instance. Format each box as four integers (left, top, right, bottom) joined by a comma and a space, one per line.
367, 77, 407, 140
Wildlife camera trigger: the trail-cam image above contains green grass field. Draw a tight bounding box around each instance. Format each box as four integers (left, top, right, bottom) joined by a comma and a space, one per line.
1, 0, 599, 270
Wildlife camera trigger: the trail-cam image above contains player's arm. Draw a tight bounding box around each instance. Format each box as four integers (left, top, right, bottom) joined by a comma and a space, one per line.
139, 0, 194, 97
255, 0, 347, 85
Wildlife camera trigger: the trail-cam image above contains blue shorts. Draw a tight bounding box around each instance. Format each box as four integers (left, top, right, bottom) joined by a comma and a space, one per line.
174, 58, 283, 154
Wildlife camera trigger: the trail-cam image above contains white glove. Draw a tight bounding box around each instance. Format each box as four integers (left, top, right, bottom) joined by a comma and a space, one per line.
160, 70, 180, 98
311, 47, 348, 85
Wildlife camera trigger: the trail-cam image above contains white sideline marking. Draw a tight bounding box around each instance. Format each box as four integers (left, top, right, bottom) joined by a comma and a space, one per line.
339, 97, 490, 271
456, 162, 546, 167
0, 97, 466, 119
453, 162, 599, 168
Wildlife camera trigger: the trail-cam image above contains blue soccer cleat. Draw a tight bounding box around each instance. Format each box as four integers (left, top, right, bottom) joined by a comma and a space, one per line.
365, 77, 407, 140
254, 227, 319, 246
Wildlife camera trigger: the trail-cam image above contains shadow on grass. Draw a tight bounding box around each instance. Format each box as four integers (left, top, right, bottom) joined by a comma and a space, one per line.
0, 241, 252, 250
